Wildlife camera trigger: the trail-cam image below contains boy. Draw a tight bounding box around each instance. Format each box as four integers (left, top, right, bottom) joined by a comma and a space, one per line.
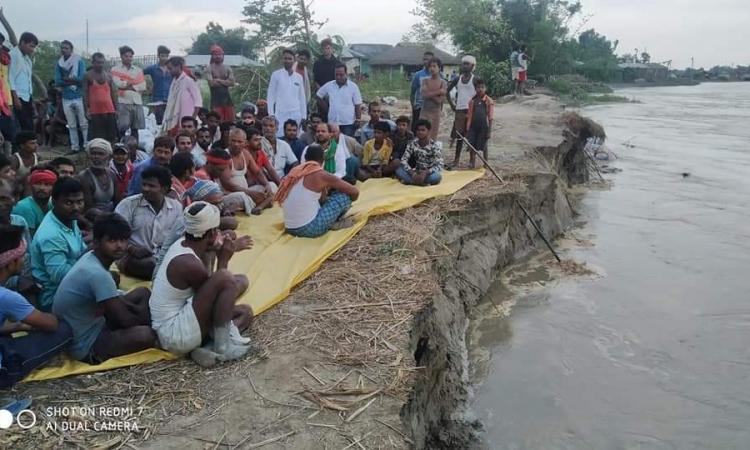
109, 143, 132, 204
465, 78, 494, 168
396, 119, 443, 186
10, 130, 38, 181
0, 224, 71, 387
358, 121, 394, 180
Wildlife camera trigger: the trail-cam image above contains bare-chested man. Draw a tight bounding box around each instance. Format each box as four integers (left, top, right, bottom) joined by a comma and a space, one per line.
205, 45, 235, 122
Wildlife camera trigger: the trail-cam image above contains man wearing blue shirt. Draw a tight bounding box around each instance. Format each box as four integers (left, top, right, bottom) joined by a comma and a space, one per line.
53, 213, 154, 364
9, 32, 37, 131
126, 135, 174, 196
0, 224, 71, 388
409, 51, 433, 133
55, 40, 88, 153
143, 45, 172, 125
30, 177, 87, 312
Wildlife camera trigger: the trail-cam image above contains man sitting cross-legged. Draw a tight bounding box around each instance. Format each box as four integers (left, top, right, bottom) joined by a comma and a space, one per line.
395, 119, 444, 186
276, 144, 359, 238
357, 121, 396, 181
150, 201, 255, 366
53, 213, 155, 364
115, 165, 182, 280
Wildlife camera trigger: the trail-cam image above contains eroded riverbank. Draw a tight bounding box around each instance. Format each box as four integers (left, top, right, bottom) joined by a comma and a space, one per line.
4, 95, 602, 449
469, 83, 750, 450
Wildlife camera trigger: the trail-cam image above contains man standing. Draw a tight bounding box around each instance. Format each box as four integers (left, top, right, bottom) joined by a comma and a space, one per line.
85, 52, 118, 143
260, 116, 298, 177
409, 51, 433, 132
316, 64, 362, 137
510, 43, 521, 95
267, 49, 306, 137
516, 44, 529, 97
294, 49, 312, 104
111, 45, 146, 141
206, 45, 236, 122
30, 177, 87, 311
447, 55, 476, 168
161, 56, 202, 136
143, 45, 172, 125
9, 32, 37, 131
0, 28, 15, 153
312, 38, 339, 121
55, 40, 88, 153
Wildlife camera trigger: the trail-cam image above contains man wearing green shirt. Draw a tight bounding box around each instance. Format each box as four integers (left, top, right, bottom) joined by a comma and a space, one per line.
30, 177, 86, 311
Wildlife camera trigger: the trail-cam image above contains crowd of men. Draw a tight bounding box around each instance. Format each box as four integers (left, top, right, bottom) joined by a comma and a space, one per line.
0, 15, 500, 386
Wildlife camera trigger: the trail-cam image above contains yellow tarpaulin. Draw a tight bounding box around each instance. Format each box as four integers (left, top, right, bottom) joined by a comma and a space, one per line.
24, 170, 483, 382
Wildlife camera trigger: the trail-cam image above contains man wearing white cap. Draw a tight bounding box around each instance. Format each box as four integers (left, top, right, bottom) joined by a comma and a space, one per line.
447, 55, 476, 169
149, 201, 255, 366
78, 138, 115, 213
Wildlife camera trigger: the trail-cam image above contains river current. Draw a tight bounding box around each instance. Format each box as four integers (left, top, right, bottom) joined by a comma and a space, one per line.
471, 83, 750, 449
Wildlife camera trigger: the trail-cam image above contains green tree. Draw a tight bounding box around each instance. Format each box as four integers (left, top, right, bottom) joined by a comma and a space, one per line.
410, 0, 619, 91
189, 22, 258, 58
242, 0, 326, 50
32, 41, 65, 86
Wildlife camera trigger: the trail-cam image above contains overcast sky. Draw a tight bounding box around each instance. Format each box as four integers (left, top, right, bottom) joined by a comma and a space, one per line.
1, 0, 747, 69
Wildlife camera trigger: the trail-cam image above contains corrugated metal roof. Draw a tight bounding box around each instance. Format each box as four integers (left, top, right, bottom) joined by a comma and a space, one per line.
369, 43, 460, 66
349, 44, 394, 59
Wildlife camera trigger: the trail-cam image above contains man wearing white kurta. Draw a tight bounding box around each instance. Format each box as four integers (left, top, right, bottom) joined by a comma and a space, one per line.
267, 49, 307, 138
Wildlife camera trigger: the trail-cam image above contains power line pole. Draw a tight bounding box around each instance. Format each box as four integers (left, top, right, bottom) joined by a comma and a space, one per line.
86, 19, 89, 56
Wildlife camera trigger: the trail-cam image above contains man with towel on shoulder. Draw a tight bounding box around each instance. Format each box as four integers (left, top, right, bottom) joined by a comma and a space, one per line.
150, 201, 255, 367
276, 144, 359, 238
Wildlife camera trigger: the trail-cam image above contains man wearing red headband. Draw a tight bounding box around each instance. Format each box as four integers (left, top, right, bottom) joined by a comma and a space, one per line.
12, 167, 56, 235
206, 45, 235, 122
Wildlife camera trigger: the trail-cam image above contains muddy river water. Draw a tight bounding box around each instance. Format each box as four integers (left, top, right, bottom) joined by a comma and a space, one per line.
471, 83, 750, 449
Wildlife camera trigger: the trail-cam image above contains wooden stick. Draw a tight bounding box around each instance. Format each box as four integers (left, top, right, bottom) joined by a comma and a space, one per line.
345, 397, 378, 422
341, 432, 373, 450
456, 130, 562, 263
246, 430, 296, 449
